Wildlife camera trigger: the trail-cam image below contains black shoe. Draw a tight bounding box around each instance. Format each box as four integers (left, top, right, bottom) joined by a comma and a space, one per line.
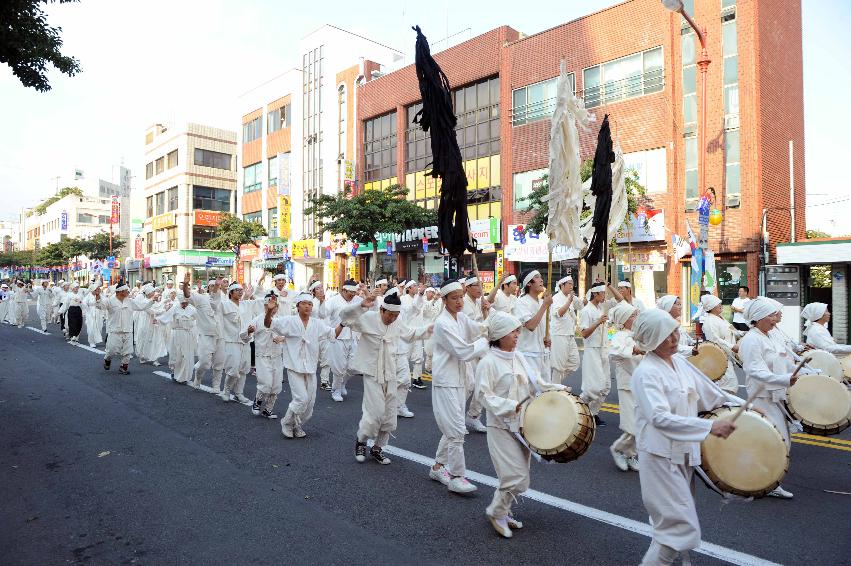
594, 415, 606, 427
251, 399, 262, 415
103, 358, 111, 370
320, 382, 331, 391
370, 447, 391, 465
118, 364, 129, 375
355, 441, 367, 463
412, 378, 427, 389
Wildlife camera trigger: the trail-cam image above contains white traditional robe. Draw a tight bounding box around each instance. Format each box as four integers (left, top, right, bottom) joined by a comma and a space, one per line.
806, 322, 851, 355
11, 286, 31, 326
132, 294, 157, 361
325, 293, 362, 395
476, 347, 564, 519
251, 313, 284, 412
34, 286, 53, 330
218, 298, 252, 397
609, 329, 643, 457
579, 300, 610, 415
739, 327, 798, 447
701, 313, 741, 393
633, 352, 743, 554
96, 293, 141, 365
431, 309, 488, 477
513, 293, 550, 384
550, 291, 581, 382
490, 290, 516, 314
0, 289, 9, 323
157, 303, 197, 383
82, 293, 105, 346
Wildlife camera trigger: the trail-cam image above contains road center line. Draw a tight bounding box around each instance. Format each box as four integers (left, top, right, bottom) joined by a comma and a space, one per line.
383, 445, 782, 566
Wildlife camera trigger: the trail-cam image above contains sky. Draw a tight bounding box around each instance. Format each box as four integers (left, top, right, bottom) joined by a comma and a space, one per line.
0, 0, 848, 234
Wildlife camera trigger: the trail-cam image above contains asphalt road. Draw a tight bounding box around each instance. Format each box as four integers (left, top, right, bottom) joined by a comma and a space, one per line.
1, 307, 849, 565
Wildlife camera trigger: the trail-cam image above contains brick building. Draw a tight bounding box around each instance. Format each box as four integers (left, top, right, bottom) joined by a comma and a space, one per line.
356, 0, 805, 316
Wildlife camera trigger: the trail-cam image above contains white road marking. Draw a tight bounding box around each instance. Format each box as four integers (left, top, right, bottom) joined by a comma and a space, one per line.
383, 445, 781, 566
153, 370, 173, 381
73, 343, 106, 355
26, 327, 49, 335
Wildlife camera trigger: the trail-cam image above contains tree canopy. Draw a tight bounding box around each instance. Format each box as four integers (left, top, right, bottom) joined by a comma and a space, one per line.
205, 213, 268, 254
0, 250, 35, 267
29, 186, 83, 216
84, 231, 125, 259
0, 0, 81, 92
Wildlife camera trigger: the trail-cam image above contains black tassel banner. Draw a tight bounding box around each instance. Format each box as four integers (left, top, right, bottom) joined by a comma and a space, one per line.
583, 115, 615, 265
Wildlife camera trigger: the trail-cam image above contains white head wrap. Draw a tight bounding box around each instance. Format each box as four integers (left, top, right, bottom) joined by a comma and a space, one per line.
440, 281, 463, 297
273, 274, 287, 281
633, 309, 680, 352
384, 287, 399, 297
115, 284, 130, 292
487, 311, 522, 342
656, 295, 678, 313
700, 294, 722, 313
375, 278, 388, 287
586, 283, 606, 302
465, 277, 480, 286
801, 302, 828, 329
381, 289, 402, 312
404, 280, 417, 290
743, 296, 782, 325
425, 287, 436, 294
458, 277, 467, 286
166, 279, 174, 285
309, 280, 322, 292
521, 270, 540, 292
502, 275, 517, 286
294, 292, 313, 305
179, 294, 190, 304
617, 281, 632, 289
556, 275, 573, 288
610, 302, 638, 329
0, 284, 7, 289
207, 279, 218, 286
342, 283, 358, 292
227, 283, 243, 293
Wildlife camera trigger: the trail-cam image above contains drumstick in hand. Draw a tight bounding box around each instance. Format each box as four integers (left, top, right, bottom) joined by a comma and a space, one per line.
729, 356, 809, 424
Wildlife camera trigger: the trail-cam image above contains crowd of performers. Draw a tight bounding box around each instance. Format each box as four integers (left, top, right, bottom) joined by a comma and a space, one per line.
3, 270, 849, 565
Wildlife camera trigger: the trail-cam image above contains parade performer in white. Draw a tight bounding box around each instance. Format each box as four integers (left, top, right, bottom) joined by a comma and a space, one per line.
550, 275, 581, 383
34, 280, 54, 332
326, 279, 362, 402
250, 291, 286, 419
512, 270, 552, 393
700, 294, 743, 394
157, 294, 197, 384
608, 302, 642, 472
579, 283, 610, 425
487, 274, 518, 314
96, 284, 144, 375
218, 283, 255, 405
802, 302, 851, 355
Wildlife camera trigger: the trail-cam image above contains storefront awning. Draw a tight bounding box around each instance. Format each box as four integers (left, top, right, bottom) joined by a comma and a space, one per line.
777, 239, 851, 265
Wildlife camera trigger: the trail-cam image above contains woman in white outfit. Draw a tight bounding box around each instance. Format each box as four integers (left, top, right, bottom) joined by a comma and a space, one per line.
157, 295, 196, 384
802, 302, 851, 356
699, 294, 742, 394
608, 302, 642, 472
656, 295, 696, 355
83, 284, 105, 347
476, 311, 566, 538
632, 309, 743, 566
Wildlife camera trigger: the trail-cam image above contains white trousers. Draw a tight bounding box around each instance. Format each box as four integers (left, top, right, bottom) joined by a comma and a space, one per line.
639, 451, 701, 553
104, 332, 133, 365
433, 386, 467, 477
169, 328, 195, 383
330, 338, 356, 392
551, 334, 580, 383
282, 370, 317, 428
37, 304, 52, 331
486, 427, 531, 519
255, 355, 283, 413
465, 364, 483, 419
612, 388, 637, 457
223, 341, 250, 396
358, 375, 397, 447
581, 347, 611, 415
194, 335, 226, 388
318, 339, 331, 384
14, 302, 27, 326
395, 352, 411, 408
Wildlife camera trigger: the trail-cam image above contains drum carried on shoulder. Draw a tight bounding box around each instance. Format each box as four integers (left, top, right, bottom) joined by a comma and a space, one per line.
521, 390, 595, 463
699, 406, 789, 498
805, 349, 845, 382
687, 342, 729, 382
785, 373, 851, 436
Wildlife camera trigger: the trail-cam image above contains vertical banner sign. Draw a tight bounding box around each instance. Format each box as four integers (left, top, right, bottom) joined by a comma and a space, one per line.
110, 195, 120, 224
496, 249, 504, 281
690, 248, 704, 319
134, 238, 143, 259
278, 196, 291, 240
237, 261, 245, 284
278, 153, 291, 197
60, 211, 68, 232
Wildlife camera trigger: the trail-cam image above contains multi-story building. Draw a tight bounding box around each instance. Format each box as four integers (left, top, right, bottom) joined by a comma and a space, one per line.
357, 0, 805, 317
238, 25, 401, 288
0, 220, 20, 252
141, 122, 238, 283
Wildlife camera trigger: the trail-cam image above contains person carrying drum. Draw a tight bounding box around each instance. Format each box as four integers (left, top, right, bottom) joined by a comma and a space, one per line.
608, 303, 642, 472
631, 309, 744, 566
802, 302, 851, 356
739, 296, 812, 499
476, 311, 567, 538
550, 275, 582, 384
699, 294, 743, 394
579, 283, 610, 426
429, 279, 490, 495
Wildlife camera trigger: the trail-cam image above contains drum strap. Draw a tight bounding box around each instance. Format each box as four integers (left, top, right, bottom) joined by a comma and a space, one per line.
694, 466, 753, 504
779, 402, 804, 433
512, 353, 553, 464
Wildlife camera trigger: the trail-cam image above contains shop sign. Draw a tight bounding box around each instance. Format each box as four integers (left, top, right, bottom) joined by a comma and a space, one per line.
479, 270, 495, 293
395, 225, 439, 252
237, 261, 245, 284
620, 250, 667, 272
131, 218, 144, 233
348, 255, 360, 280
147, 250, 234, 268
293, 239, 318, 260
356, 233, 394, 255
616, 210, 665, 243
504, 225, 578, 263
262, 237, 289, 260
194, 210, 223, 227
134, 237, 143, 259
124, 259, 141, 271
469, 218, 501, 252
278, 196, 291, 239
110, 195, 120, 225
239, 244, 259, 261
496, 249, 504, 280
152, 212, 177, 230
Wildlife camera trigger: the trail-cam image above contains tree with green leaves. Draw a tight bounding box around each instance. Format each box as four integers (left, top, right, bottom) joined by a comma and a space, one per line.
206, 213, 268, 261
0, 250, 35, 268
30, 186, 83, 216
523, 159, 648, 238
83, 231, 125, 259
307, 184, 437, 279
0, 0, 81, 92
36, 240, 69, 266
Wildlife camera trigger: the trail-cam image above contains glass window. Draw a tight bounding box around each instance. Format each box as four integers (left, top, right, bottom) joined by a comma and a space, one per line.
684, 136, 698, 201
166, 226, 178, 251
682, 31, 697, 129
167, 187, 178, 211
454, 77, 500, 161
194, 148, 232, 170
155, 157, 164, 175
192, 186, 232, 212
623, 148, 667, 193
145, 162, 153, 179
267, 207, 278, 231
364, 111, 397, 183
146, 196, 153, 218
513, 168, 548, 209
725, 129, 741, 196
243, 162, 262, 193
268, 156, 278, 186
512, 76, 573, 126
268, 104, 290, 133
167, 150, 179, 169
243, 211, 262, 224
155, 191, 165, 215
243, 116, 262, 143
192, 225, 216, 248
583, 47, 663, 109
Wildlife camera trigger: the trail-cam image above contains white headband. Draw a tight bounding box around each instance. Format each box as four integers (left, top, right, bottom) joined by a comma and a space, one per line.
309, 281, 322, 292
115, 284, 130, 292
440, 282, 463, 297
465, 277, 480, 286
294, 292, 313, 304
207, 279, 218, 286
617, 281, 632, 289
381, 301, 401, 312
375, 278, 388, 286
656, 295, 678, 313
273, 274, 287, 281
556, 275, 573, 288
633, 309, 680, 352
404, 280, 417, 289
502, 275, 516, 286
521, 270, 540, 292
227, 283, 243, 292
700, 294, 722, 312
342, 284, 358, 292
743, 296, 782, 325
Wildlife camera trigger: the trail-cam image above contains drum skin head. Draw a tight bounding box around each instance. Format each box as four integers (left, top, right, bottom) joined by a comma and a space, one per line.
687, 343, 727, 382
806, 350, 844, 381
841, 355, 851, 381
524, 391, 582, 451
701, 407, 788, 498
786, 374, 851, 435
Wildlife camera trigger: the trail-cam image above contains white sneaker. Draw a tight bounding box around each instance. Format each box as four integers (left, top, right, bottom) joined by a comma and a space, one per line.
281, 423, 294, 438
341, 386, 348, 396
768, 486, 794, 499
331, 391, 343, 402
506, 515, 523, 530
627, 455, 640, 472
219, 391, 233, 402
610, 446, 629, 472
448, 476, 477, 494
234, 393, 252, 405
429, 467, 451, 486
152, 361, 161, 366
293, 425, 306, 438
187, 381, 200, 390
487, 514, 513, 538
397, 405, 414, 418
466, 416, 487, 433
